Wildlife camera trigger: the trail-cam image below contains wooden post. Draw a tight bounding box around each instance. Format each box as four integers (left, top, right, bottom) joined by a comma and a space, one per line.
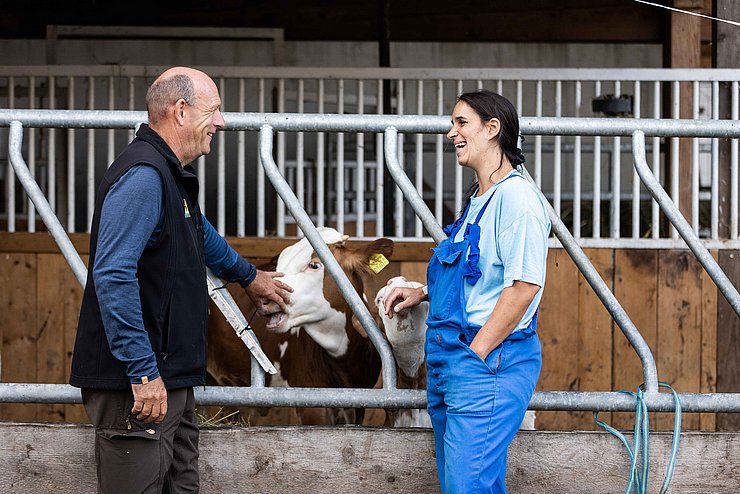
666, 1, 703, 226
713, 0, 740, 432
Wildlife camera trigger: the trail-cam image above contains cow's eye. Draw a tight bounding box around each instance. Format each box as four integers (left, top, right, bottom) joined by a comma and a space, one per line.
308, 262, 322, 270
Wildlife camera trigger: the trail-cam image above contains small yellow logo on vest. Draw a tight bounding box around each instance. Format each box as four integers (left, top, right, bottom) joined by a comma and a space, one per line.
183, 199, 191, 218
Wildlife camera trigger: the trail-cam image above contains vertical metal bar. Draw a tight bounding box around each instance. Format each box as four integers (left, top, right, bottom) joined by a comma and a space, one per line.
611, 80, 621, 239
384, 128, 445, 244
375, 79, 383, 237
732, 81, 739, 239
455, 80, 463, 215
652, 80, 661, 239
535, 80, 542, 187
296, 79, 306, 238
395, 79, 404, 238
496, 80, 503, 95
435, 79, 444, 224
553, 81, 562, 216
198, 155, 206, 214
415, 80, 424, 237
257, 78, 266, 236
67, 76, 75, 233
337, 78, 345, 233
593, 80, 601, 239
237, 78, 246, 237
107, 76, 115, 167
691, 81, 700, 235
670, 80, 680, 239
711, 81, 720, 239
8, 76, 15, 232
574, 81, 582, 238
297, 79, 305, 213
217, 78, 226, 235
316, 79, 325, 229
476, 79, 483, 90
277, 78, 286, 237
48, 76, 56, 213
128, 77, 135, 141
516, 80, 523, 117
28, 77, 36, 232
356, 79, 364, 237
632, 81, 641, 238
87, 77, 95, 232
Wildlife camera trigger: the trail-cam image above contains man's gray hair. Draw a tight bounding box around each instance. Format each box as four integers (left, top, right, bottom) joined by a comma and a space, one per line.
145, 74, 196, 124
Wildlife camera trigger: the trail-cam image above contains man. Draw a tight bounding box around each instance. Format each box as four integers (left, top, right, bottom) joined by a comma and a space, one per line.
70, 67, 291, 493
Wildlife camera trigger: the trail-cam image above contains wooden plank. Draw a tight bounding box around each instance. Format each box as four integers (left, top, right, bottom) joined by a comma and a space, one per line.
0, 232, 91, 254
63, 254, 87, 424
716, 250, 740, 431
0, 233, 438, 263
229, 237, 436, 263
536, 248, 581, 431
399, 261, 428, 285
667, 3, 702, 227
700, 250, 718, 431
1, 424, 738, 493
575, 248, 614, 430
612, 249, 658, 430
35, 254, 67, 422
656, 250, 703, 431
0, 254, 38, 422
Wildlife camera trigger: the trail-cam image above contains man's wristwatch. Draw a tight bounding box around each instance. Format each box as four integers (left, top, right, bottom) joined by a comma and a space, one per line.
139, 376, 150, 385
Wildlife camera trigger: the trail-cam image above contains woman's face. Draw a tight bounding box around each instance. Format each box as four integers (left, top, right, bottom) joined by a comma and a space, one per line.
446, 100, 491, 169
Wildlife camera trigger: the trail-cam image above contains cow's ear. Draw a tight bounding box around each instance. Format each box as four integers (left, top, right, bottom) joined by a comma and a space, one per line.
258, 254, 280, 272
362, 238, 394, 260
351, 314, 369, 338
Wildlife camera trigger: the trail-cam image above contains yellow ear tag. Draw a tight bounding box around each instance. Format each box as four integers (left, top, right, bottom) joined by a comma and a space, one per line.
368, 253, 389, 274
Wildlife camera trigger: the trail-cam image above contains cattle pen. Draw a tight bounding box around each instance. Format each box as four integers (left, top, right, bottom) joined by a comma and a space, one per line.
1, 106, 739, 493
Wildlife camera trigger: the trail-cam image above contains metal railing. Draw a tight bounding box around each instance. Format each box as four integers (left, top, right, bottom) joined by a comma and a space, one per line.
0, 110, 739, 413
1, 66, 739, 245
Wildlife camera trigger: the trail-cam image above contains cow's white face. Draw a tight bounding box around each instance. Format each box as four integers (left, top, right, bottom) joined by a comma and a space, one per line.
263, 228, 351, 358
375, 276, 429, 378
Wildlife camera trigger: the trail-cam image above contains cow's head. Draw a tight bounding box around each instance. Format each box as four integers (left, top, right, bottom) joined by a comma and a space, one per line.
262, 227, 394, 358
375, 276, 429, 379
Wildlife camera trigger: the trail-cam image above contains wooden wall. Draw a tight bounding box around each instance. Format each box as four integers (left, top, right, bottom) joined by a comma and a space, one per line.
3, 424, 740, 493
0, 233, 737, 431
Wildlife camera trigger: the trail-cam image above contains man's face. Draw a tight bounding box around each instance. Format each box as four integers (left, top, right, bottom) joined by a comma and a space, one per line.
181, 79, 225, 163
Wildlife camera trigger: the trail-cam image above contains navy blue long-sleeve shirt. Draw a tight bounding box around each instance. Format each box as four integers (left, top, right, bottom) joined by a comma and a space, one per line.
92, 164, 256, 384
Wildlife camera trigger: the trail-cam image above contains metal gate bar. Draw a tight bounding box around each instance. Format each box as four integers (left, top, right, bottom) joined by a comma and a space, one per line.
1, 109, 739, 413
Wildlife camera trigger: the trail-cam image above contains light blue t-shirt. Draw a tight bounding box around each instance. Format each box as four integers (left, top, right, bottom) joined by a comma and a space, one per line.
453, 170, 551, 330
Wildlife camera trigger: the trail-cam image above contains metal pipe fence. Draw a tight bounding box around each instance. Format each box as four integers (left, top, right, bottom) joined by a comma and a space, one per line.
0, 66, 738, 245
0, 110, 739, 413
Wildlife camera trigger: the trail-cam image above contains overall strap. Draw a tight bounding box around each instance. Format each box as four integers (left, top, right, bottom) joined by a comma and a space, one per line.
462, 172, 521, 285
443, 200, 472, 238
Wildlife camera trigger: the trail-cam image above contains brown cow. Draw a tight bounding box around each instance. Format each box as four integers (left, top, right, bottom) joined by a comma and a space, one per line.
206, 227, 393, 425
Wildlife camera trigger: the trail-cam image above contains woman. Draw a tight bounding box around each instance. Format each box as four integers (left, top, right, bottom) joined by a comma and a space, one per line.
383, 89, 550, 493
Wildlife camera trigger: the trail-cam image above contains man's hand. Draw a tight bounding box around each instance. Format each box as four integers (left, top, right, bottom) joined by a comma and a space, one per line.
245, 270, 293, 313
131, 376, 168, 424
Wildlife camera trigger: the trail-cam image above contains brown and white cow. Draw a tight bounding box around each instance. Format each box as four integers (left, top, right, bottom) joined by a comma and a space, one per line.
206, 227, 393, 425
375, 276, 431, 428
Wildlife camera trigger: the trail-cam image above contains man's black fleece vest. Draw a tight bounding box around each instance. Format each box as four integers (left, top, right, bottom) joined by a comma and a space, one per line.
71, 124, 208, 390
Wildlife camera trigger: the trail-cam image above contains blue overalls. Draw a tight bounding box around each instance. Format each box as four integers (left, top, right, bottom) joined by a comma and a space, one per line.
425, 176, 542, 494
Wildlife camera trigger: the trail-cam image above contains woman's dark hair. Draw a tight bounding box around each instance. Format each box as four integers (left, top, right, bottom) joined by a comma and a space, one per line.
457, 90, 525, 206
457, 89, 525, 169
